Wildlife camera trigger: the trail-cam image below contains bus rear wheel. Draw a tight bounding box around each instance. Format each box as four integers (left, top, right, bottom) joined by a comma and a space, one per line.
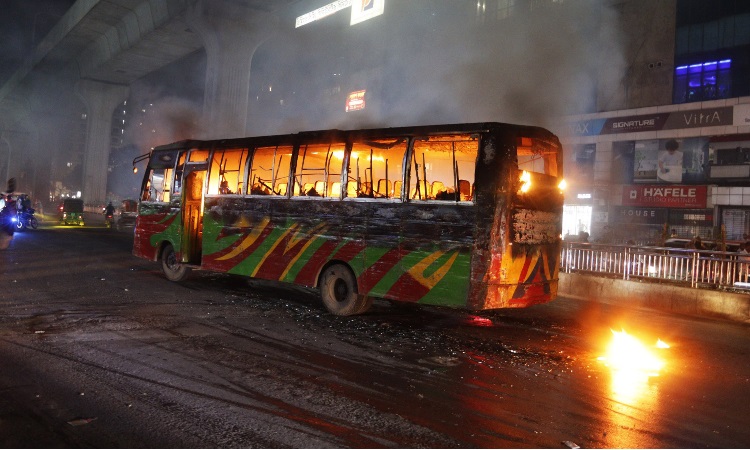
161, 244, 191, 282
319, 264, 371, 316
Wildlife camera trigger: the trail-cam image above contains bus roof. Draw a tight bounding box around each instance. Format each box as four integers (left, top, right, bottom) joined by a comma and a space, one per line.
151, 122, 559, 152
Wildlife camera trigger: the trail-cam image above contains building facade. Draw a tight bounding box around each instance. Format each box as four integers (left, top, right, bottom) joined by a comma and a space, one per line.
557, 0, 750, 244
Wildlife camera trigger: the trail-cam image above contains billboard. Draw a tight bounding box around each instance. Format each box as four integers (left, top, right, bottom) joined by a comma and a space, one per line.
351, 0, 385, 25
296, 0, 384, 28
621, 184, 707, 208
345, 90, 366, 112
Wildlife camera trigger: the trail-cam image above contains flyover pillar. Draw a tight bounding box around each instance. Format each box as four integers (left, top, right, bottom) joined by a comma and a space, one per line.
75, 79, 129, 206
188, 0, 278, 139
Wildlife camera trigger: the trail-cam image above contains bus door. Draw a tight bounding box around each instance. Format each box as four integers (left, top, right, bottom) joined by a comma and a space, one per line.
181, 162, 207, 264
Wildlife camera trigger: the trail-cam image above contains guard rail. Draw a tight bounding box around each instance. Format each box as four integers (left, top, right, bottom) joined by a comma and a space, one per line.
561, 242, 750, 290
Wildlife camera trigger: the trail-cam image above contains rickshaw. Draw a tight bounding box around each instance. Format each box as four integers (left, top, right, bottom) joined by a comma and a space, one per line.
61, 199, 85, 226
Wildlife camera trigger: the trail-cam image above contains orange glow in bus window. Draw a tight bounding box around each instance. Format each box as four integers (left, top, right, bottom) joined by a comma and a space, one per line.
519, 170, 531, 193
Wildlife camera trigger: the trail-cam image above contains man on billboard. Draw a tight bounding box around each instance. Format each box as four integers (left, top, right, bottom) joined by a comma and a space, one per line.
657, 139, 683, 183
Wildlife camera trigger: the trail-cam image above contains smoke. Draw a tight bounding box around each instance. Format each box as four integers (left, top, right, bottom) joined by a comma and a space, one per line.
246, 0, 625, 134
124, 94, 203, 152
1, 0, 627, 203
106, 85, 203, 200
118, 0, 627, 142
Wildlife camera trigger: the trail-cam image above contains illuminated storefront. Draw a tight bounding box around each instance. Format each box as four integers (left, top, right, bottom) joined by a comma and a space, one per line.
560, 101, 750, 244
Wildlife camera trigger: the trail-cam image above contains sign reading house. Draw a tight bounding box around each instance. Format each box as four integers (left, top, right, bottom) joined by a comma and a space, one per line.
622, 184, 707, 208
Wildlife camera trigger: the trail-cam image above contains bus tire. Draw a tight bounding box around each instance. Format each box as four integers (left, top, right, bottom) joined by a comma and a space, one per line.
319, 264, 371, 316
161, 244, 191, 282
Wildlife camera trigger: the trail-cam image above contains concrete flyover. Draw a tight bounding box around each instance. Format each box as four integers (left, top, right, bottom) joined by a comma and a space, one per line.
559, 273, 750, 324
0, 0, 296, 205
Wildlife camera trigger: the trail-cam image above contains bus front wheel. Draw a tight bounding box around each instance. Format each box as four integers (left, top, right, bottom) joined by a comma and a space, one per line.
161, 244, 191, 282
319, 264, 371, 316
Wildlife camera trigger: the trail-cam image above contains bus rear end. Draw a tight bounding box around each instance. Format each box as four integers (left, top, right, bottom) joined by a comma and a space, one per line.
476, 132, 564, 309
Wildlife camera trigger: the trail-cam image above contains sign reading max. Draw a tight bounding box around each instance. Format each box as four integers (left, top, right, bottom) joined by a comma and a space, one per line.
622, 184, 707, 208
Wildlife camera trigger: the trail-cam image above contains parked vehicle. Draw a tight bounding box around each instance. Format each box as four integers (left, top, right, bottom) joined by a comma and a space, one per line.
663, 237, 743, 252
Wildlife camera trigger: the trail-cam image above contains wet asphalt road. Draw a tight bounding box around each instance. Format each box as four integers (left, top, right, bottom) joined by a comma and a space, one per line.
0, 218, 749, 448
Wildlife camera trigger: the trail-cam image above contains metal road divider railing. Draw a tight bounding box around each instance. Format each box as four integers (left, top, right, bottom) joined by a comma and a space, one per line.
561, 242, 750, 290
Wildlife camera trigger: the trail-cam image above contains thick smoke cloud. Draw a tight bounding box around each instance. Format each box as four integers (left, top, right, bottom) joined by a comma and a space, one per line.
2, 0, 626, 201
246, 0, 625, 135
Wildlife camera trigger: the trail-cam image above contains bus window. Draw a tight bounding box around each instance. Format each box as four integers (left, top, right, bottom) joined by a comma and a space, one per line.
293, 143, 346, 197
248, 146, 293, 196
517, 137, 559, 177
172, 152, 186, 199
142, 167, 173, 202
188, 149, 209, 162
348, 139, 407, 199
208, 148, 249, 195
410, 134, 479, 201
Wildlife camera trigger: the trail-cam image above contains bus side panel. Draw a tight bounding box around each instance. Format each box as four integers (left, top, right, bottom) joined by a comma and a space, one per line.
133, 202, 181, 261
202, 198, 373, 287
200, 196, 274, 275
199, 197, 473, 306
385, 202, 474, 307
284, 200, 371, 286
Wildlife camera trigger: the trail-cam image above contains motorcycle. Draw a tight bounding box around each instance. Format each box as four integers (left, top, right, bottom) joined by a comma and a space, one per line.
104, 212, 114, 229
15, 208, 38, 231
0, 206, 16, 235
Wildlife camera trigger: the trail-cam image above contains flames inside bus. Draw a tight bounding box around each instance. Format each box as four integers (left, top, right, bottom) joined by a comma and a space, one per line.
133, 123, 564, 315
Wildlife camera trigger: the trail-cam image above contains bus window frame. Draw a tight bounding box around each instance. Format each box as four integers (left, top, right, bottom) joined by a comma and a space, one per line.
206, 146, 250, 197
291, 142, 347, 199
140, 149, 181, 203
342, 139, 408, 202
247, 144, 295, 197
405, 134, 479, 205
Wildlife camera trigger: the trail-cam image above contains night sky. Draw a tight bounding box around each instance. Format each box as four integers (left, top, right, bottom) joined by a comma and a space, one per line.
0, 0, 77, 86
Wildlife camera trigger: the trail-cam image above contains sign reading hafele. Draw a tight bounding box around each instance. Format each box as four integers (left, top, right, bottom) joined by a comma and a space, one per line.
622, 184, 707, 208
